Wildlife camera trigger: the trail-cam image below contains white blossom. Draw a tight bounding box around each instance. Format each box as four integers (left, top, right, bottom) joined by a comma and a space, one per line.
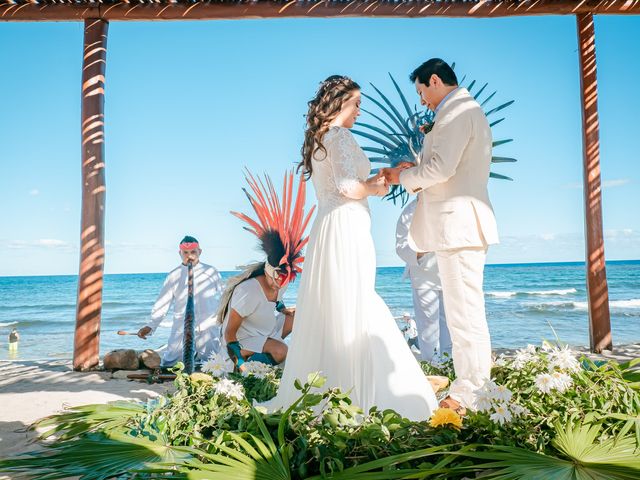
492, 384, 513, 403
474, 389, 494, 413
241, 361, 274, 379
490, 403, 513, 425
494, 354, 508, 367
550, 370, 573, 392
201, 352, 234, 377
548, 345, 580, 373
510, 404, 530, 417
512, 345, 537, 370
535, 373, 555, 394
213, 378, 245, 400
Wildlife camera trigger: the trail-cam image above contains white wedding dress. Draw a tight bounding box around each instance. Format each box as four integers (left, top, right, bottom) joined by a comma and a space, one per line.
263, 126, 437, 420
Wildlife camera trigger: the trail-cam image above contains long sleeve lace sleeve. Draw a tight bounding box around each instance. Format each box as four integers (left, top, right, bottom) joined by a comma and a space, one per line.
326, 127, 366, 199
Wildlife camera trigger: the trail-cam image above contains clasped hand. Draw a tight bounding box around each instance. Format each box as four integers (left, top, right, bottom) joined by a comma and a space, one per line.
366, 171, 390, 196
381, 161, 415, 185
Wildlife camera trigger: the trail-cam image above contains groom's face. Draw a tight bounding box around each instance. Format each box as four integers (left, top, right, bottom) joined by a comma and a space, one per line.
415, 78, 436, 112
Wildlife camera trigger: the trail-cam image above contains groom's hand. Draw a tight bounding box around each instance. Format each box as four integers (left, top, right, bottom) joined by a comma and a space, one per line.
382, 167, 402, 185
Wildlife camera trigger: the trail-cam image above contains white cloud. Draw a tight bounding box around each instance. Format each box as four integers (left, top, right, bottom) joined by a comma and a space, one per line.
6, 239, 73, 250
28, 189, 39, 196
565, 178, 630, 189
540, 233, 556, 241
602, 179, 630, 188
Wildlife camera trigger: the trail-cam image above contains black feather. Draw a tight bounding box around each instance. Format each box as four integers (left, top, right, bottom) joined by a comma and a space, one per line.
259, 230, 286, 267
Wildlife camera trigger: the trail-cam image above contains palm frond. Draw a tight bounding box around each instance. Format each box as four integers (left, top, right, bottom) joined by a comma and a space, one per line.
0, 431, 191, 479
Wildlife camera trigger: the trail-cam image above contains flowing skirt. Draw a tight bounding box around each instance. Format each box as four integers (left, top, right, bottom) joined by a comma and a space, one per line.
263, 203, 437, 420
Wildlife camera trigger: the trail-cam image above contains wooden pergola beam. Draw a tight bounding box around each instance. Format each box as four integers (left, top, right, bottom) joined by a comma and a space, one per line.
576, 12, 612, 353
73, 18, 108, 371
1, 0, 640, 22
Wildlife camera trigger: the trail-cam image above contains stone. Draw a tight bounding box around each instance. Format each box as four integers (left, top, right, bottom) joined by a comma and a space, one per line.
139, 349, 161, 369
103, 349, 139, 371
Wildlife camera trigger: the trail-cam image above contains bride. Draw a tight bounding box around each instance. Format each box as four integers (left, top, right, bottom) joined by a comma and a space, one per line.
264, 75, 437, 420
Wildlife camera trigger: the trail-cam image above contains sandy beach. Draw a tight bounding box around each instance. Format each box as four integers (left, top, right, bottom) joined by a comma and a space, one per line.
0, 359, 173, 470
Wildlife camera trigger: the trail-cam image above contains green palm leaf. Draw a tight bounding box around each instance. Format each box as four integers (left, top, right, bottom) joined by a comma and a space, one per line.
492, 156, 518, 163
457, 423, 640, 480
306, 444, 467, 480
490, 172, 514, 181
0, 431, 191, 479
362, 93, 410, 138
354, 121, 406, 146
351, 128, 399, 151
36, 401, 146, 440
493, 139, 513, 147
388, 72, 417, 131
367, 83, 412, 136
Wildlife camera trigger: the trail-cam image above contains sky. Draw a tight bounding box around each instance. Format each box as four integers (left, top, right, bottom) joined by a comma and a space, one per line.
1, 15, 639, 276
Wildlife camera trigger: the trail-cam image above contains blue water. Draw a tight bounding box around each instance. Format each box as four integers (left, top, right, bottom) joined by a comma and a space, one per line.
1, 261, 639, 360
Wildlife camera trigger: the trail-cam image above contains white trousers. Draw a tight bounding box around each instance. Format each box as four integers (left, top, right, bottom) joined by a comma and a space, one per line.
412, 287, 451, 364
436, 246, 491, 410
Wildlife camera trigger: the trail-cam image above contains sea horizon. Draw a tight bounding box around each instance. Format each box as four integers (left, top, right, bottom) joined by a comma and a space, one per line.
2, 258, 639, 279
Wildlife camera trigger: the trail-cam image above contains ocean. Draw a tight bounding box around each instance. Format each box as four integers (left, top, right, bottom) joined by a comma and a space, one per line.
1, 261, 639, 361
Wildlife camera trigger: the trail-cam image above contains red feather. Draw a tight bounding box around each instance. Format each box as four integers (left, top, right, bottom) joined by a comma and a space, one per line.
233, 169, 315, 283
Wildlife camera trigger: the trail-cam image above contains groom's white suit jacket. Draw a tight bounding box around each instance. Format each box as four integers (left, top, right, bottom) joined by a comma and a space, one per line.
400, 87, 499, 252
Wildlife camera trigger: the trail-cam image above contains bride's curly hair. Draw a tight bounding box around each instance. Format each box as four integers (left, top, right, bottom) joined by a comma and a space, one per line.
297, 75, 361, 179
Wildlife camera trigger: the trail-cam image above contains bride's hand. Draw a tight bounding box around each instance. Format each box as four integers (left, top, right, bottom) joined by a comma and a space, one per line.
366, 172, 388, 197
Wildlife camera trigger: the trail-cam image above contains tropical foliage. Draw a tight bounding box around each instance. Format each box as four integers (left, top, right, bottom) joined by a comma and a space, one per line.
353, 68, 517, 204
2, 345, 639, 479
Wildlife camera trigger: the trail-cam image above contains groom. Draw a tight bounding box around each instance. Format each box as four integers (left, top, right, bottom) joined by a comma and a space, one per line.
383, 58, 499, 412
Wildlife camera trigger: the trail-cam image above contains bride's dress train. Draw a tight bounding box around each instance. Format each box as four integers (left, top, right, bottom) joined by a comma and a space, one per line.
263, 126, 437, 420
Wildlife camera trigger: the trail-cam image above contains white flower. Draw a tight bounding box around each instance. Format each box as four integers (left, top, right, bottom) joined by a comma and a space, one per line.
492, 384, 513, 403
548, 345, 580, 373
201, 352, 234, 377
535, 373, 555, 394
513, 345, 537, 370
510, 403, 530, 417
213, 378, 245, 400
494, 354, 508, 367
550, 370, 573, 392
474, 389, 494, 413
241, 361, 274, 379
490, 403, 513, 425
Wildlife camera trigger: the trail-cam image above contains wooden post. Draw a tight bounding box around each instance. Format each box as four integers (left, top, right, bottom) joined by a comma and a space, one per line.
73, 19, 108, 371
576, 13, 612, 353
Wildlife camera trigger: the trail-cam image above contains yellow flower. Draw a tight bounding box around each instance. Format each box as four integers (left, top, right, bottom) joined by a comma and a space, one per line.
429, 407, 463, 430
190, 372, 213, 384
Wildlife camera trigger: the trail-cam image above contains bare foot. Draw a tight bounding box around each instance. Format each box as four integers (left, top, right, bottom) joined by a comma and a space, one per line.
439, 396, 467, 416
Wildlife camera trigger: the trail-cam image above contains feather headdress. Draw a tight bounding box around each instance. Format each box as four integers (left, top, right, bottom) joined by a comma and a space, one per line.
230, 169, 316, 289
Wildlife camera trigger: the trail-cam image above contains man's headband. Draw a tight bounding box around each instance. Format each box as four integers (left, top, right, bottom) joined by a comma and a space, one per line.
180, 242, 199, 251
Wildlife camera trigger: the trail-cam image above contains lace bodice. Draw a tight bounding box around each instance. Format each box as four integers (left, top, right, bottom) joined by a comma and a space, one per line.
311, 126, 371, 212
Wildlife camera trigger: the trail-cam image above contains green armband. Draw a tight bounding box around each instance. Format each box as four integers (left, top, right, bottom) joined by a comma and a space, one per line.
227, 341, 245, 368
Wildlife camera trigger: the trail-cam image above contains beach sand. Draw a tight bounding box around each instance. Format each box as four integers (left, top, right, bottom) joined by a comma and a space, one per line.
1, 344, 638, 475
0, 359, 173, 468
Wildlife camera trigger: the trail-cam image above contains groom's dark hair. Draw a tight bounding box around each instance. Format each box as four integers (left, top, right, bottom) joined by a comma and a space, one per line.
410, 58, 458, 86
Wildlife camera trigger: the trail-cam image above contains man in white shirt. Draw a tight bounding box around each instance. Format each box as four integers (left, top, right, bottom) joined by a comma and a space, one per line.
137, 236, 224, 367
396, 199, 451, 364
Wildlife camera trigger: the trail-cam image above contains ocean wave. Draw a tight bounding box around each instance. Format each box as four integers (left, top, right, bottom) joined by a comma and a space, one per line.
487, 288, 577, 298
0, 321, 18, 328
529, 299, 640, 312
610, 299, 640, 309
